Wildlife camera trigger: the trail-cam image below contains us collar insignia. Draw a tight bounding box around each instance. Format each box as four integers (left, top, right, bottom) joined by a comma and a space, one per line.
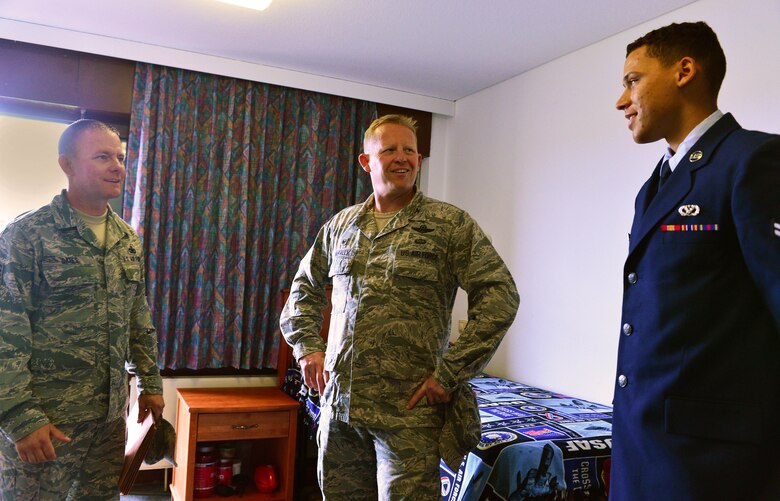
678, 204, 700, 216
689, 150, 703, 162
412, 224, 434, 234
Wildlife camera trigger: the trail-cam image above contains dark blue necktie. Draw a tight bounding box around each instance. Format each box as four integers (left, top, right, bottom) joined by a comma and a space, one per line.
658, 160, 672, 191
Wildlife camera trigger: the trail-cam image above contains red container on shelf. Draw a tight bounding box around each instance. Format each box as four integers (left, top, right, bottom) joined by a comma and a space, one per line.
254, 464, 278, 493
194, 445, 217, 498
217, 458, 233, 486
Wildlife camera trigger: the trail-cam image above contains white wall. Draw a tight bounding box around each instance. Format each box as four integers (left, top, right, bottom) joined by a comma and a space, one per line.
440, 0, 780, 404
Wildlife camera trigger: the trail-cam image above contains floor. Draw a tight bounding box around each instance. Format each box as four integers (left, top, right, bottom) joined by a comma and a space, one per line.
120, 482, 323, 501
120, 481, 171, 501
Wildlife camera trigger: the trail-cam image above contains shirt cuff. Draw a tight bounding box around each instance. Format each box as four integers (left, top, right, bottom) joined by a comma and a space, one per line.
137, 375, 164, 395
433, 365, 458, 393
293, 338, 327, 362
5, 407, 50, 443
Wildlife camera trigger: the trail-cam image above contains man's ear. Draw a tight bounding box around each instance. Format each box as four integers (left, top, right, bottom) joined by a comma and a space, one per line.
58, 154, 74, 177
358, 153, 371, 173
676, 56, 697, 88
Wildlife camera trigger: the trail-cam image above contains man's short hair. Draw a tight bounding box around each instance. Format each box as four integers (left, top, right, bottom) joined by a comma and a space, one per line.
627, 21, 727, 97
58, 119, 120, 156
363, 114, 418, 150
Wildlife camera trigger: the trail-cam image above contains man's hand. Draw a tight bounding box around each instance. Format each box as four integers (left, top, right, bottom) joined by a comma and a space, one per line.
137, 394, 165, 423
406, 376, 452, 409
300, 351, 329, 395
15, 423, 71, 464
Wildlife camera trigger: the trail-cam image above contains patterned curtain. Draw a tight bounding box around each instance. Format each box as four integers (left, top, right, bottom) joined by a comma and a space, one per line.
124, 63, 375, 370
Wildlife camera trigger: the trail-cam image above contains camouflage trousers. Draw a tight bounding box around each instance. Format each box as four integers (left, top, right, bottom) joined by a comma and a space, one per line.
0, 418, 125, 501
317, 418, 442, 501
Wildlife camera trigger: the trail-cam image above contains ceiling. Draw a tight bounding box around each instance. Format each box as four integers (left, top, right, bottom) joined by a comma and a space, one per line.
0, 0, 697, 102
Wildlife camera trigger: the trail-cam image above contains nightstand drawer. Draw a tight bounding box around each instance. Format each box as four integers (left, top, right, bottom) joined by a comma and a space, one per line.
197, 411, 289, 441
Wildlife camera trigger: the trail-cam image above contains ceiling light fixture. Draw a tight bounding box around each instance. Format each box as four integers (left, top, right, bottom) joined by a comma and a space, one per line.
216, 0, 272, 11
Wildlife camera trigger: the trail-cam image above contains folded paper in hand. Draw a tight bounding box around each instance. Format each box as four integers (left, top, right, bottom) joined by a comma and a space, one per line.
118, 400, 156, 495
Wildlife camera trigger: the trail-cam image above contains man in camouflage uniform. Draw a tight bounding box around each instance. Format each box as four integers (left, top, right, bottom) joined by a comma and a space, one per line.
0, 119, 164, 500
280, 114, 519, 500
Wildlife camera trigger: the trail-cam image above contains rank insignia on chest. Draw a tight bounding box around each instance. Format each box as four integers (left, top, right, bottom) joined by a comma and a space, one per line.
678, 204, 701, 216
774, 221, 780, 238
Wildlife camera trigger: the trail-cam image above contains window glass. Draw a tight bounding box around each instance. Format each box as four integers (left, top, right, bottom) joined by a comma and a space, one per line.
0, 114, 67, 231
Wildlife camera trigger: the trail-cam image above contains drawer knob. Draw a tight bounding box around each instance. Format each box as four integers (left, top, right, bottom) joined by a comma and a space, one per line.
232, 424, 259, 430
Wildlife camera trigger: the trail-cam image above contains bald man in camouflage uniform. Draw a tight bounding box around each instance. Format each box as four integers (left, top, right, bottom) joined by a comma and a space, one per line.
281, 114, 519, 500
0, 120, 164, 500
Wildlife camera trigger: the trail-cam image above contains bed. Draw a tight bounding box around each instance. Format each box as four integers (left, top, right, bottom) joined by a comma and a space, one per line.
440, 375, 612, 501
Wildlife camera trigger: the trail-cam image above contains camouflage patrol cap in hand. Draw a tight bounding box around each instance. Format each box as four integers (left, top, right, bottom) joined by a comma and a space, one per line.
440, 382, 481, 472
144, 417, 177, 466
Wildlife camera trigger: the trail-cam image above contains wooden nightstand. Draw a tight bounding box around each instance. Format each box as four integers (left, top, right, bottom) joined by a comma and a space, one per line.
170, 387, 299, 501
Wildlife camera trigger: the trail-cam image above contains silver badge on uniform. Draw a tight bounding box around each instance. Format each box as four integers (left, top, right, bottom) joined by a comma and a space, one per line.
678, 204, 701, 216
689, 150, 703, 162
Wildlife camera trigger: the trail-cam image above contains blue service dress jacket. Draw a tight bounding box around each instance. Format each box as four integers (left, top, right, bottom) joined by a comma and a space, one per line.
610, 113, 780, 501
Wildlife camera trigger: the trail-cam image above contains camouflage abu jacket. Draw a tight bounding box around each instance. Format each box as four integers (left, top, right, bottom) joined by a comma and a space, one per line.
280, 191, 519, 432
0, 191, 162, 442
